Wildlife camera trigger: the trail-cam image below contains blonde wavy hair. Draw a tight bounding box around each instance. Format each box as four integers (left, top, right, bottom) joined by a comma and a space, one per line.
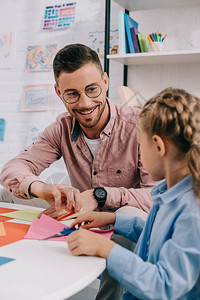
139, 87, 200, 201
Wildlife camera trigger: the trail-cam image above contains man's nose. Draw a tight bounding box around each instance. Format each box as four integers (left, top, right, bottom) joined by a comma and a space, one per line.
78, 91, 90, 107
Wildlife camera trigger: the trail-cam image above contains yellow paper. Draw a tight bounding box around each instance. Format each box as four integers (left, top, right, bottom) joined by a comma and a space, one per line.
0, 209, 40, 222
0, 222, 6, 236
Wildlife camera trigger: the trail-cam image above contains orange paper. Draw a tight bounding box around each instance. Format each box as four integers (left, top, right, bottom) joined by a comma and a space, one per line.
0, 222, 6, 236
0, 222, 30, 247
0, 207, 18, 222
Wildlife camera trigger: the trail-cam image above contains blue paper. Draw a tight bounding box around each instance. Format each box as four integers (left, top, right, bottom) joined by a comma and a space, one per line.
0, 256, 15, 266
0, 119, 5, 141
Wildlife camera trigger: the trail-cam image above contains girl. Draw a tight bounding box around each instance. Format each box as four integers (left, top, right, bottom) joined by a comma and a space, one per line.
68, 88, 200, 299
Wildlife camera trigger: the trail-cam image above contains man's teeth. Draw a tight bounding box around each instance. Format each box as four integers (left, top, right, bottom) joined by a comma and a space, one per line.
79, 107, 95, 115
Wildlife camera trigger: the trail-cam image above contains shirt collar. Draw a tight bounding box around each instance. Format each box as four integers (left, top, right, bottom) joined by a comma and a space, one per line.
151, 174, 193, 205
71, 98, 116, 142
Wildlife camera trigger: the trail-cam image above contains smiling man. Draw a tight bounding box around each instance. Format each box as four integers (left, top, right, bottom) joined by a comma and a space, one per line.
0, 44, 153, 216
0, 44, 154, 300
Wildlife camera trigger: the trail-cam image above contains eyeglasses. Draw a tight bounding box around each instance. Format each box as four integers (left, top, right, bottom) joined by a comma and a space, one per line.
62, 84, 102, 104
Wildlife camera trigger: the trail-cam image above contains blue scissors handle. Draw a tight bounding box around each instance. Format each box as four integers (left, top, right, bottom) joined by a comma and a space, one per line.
41, 227, 76, 240
58, 227, 76, 236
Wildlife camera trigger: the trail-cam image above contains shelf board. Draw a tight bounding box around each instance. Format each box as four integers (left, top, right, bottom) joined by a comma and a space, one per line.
107, 49, 200, 65
114, 0, 200, 11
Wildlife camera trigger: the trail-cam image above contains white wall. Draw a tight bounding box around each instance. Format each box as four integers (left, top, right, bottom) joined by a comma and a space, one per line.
0, 0, 199, 186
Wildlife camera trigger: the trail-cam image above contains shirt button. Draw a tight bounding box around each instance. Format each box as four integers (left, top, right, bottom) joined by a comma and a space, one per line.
117, 170, 121, 174
93, 171, 98, 175
10, 189, 12, 193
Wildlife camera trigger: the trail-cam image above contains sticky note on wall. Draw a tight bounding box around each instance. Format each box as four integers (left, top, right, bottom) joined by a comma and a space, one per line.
0, 119, 5, 141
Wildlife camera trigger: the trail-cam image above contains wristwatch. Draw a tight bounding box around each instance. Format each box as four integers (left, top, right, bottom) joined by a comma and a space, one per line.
93, 187, 107, 209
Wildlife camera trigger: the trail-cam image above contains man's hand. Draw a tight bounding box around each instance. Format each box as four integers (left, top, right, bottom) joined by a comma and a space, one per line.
70, 211, 116, 229
30, 182, 82, 211
38, 188, 99, 219
67, 228, 115, 258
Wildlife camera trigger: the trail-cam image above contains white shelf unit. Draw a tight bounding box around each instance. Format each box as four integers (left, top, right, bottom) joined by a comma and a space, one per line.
114, 0, 200, 11
107, 49, 200, 66
105, 0, 200, 87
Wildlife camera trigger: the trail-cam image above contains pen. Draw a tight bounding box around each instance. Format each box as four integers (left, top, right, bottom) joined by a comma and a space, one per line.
162, 34, 167, 42
56, 212, 75, 221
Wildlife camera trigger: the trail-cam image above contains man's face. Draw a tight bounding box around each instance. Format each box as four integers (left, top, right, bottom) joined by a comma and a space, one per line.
55, 63, 109, 130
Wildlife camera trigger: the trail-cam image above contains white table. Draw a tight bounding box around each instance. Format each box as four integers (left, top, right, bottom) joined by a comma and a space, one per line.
0, 203, 106, 300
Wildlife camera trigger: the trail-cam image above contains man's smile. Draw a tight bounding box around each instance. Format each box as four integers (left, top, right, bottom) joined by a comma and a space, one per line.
73, 105, 98, 117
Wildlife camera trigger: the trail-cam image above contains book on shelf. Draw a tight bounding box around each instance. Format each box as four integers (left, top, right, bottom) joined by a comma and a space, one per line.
118, 10, 126, 55
130, 27, 140, 53
124, 13, 138, 53
137, 33, 149, 52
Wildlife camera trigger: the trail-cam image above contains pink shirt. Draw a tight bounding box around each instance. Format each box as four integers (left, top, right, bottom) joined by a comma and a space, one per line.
0, 100, 154, 212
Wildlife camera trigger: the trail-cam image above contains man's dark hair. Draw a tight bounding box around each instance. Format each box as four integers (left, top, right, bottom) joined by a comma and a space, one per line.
53, 44, 104, 84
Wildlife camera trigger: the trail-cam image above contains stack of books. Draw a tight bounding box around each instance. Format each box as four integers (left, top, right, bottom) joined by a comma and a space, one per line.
118, 11, 149, 55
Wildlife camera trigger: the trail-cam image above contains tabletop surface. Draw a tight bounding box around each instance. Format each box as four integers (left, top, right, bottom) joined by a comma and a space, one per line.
0, 203, 106, 300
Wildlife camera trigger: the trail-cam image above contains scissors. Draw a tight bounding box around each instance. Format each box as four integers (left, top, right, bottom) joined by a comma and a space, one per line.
41, 227, 77, 240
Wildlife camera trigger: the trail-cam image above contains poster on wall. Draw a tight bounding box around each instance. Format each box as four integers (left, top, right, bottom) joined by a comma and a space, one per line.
0, 119, 5, 142
89, 29, 118, 56
43, 2, 76, 30
26, 44, 58, 72
0, 32, 13, 69
26, 124, 47, 146
21, 85, 51, 111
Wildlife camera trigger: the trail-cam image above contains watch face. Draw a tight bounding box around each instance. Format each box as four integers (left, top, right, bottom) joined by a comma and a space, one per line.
95, 188, 106, 199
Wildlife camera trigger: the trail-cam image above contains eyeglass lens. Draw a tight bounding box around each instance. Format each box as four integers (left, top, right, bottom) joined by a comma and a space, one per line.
63, 84, 101, 103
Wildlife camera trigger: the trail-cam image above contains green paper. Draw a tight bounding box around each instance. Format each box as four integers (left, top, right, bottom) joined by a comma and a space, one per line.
0, 209, 40, 222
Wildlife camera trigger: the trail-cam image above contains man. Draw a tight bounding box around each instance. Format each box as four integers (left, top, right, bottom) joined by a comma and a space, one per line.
0, 43, 153, 214
0, 44, 154, 299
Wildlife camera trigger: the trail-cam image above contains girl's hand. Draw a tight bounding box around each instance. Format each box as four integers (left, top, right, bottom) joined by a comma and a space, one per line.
69, 211, 116, 229
67, 228, 115, 258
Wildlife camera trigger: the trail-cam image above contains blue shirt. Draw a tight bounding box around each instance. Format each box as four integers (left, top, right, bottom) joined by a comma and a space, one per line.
107, 175, 200, 300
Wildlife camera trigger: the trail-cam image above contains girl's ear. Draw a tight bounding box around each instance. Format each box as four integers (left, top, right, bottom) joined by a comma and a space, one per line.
152, 135, 166, 157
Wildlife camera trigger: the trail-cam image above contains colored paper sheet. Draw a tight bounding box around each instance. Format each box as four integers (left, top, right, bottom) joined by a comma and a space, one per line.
25, 214, 68, 241
26, 44, 58, 72
90, 228, 113, 240
0, 118, 5, 141
0, 209, 40, 222
0, 32, 13, 69
0, 222, 30, 247
21, 85, 51, 111
43, 3, 76, 30
0, 222, 6, 236
0, 207, 18, 222
0, 256, 15, 266
25, 214, 113, 241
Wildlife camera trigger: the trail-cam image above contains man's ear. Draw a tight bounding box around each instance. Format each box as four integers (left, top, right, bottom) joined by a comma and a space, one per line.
102, 72, 109, 92
54, 84, 62, 100
152, 134, 166, 157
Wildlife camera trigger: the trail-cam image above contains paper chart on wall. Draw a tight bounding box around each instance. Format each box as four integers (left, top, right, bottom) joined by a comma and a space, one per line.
0, 32, 13, 68
89, 29, 118, 56
43, 2, 76, 30
26, 124, 47, 146
21, 84, 51, 111
26, 44, 58, 72
0, 119, 5, 142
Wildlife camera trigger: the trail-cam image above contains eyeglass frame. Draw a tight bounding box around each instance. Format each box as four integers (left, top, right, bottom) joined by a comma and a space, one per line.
61, 83, 103, 104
